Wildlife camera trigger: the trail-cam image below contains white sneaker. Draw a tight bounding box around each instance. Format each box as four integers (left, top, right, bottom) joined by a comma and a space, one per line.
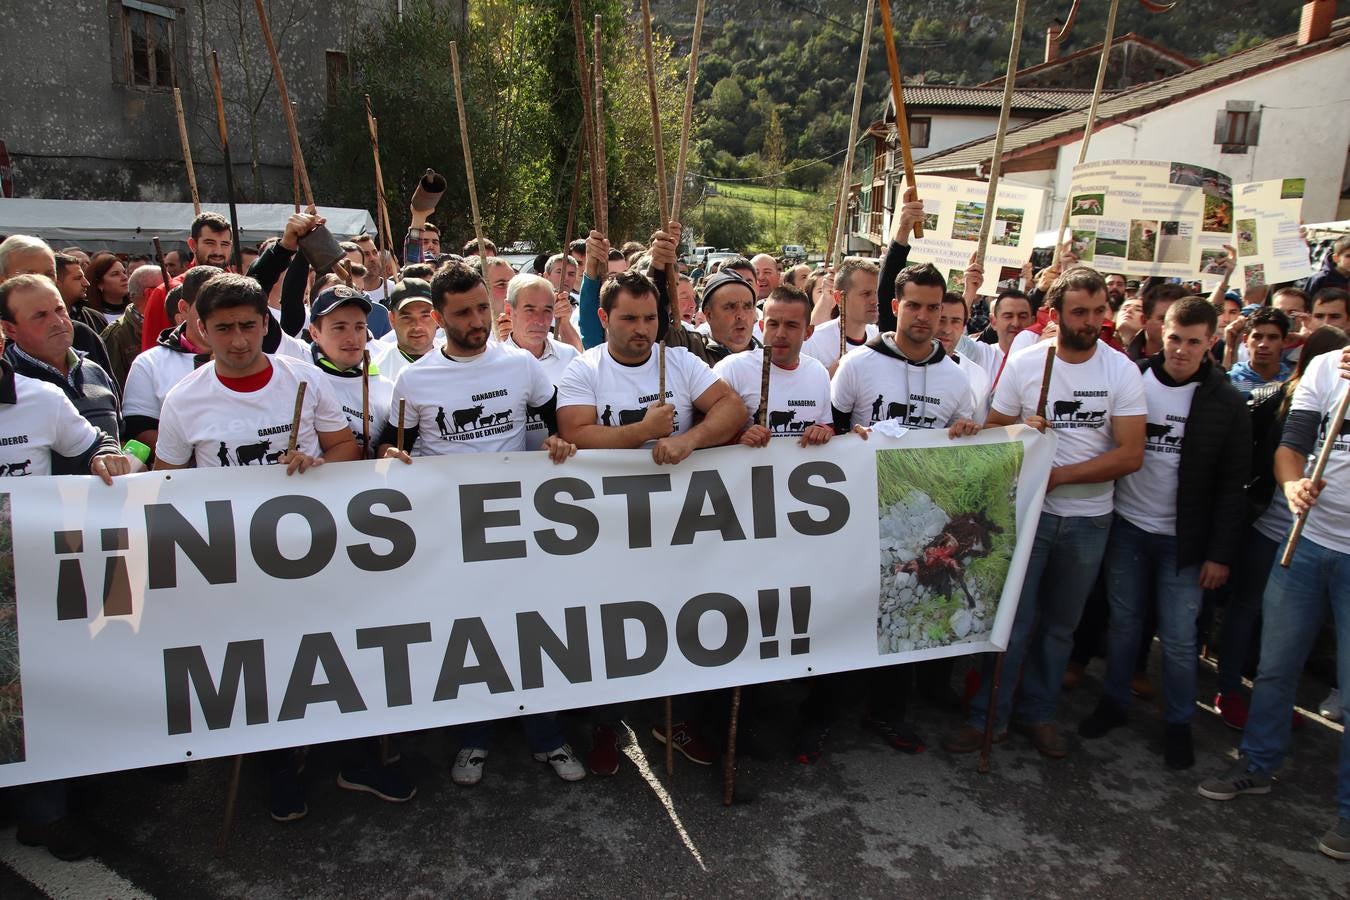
1318, 688, 1342, 722
451, 747, 489, 785
533, 744, 586, 782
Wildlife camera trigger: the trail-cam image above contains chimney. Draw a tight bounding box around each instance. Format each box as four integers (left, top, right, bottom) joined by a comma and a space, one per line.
1299, 0, 1335, 45
1045, 21, 1062, 63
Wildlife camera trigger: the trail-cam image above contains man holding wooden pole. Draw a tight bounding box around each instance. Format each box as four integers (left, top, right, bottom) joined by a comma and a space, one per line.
1199, 345, 1350, 861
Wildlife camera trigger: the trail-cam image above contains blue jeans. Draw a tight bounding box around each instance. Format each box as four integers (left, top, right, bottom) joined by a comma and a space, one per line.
1216, 527, 1279, 695
1240, 536, 1350, 819
458, 713, 565, 754
970, 510, 1113, 729
1102, 516, 1204, 724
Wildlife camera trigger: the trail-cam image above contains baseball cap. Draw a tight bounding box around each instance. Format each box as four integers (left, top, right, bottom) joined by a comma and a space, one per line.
388, 278, 434, 311
311, 284, 373, 319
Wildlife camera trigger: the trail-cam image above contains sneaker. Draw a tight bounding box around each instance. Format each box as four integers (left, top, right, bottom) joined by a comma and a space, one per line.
1164, 723, 1195, 770
1197, 758, 1273, 800
1078, 696, 1128, 739
941, 723, 1008, 754
1318, 688, 1342, 722
1317, 817, 1350, 861
587, 724, 621, 776
860, 713, 925, 754
337, 763, 416, 802
269, 766, 308, 823
451, 747, 489, 786
1015, 721, 1068, 759
1214, 692, 1248, 730
1131, 673, 1157, 700
15, 818, 93, 861
792, 722, 831, 765
651, 722, 715, 766
534, 744, 586, 782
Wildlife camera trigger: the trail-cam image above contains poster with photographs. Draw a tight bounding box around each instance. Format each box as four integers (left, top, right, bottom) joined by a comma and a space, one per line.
1231, 178, 1312, 290
905, 175, 1046, 296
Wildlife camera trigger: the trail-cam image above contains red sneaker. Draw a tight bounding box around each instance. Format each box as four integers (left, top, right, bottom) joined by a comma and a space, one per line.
587, 724, 621, 776
1215, 692, 1248, 730
651, 721, 716, 766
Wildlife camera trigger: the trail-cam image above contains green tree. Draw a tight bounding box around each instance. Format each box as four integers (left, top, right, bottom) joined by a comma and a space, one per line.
700, 204, 761, 252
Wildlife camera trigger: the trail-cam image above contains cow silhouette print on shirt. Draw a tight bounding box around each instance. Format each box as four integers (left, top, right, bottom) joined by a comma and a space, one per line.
0, 459, 31, 476
431, 404, 515, 441
1051, 398, 1107, 429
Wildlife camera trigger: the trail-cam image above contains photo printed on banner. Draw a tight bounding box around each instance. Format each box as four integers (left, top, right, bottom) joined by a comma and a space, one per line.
0, 494, 23, 765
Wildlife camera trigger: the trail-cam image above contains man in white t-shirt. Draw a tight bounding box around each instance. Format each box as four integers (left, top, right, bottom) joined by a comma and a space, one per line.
713, 284, 833, 447
150, 274, 408, 823
374, 260, 583, 785
557, 269, 746, 464
1077, 298, 1249, 770
1199, 345, 1350, 861
987, 289, 1034, 387
946, 267, 1146, 760
801, 257, 880, 372
831, 263, 979, 439
307, 285, 392, 458
371, 279, 441, 383
935, 291, 992, 422
501, 273, 581, 450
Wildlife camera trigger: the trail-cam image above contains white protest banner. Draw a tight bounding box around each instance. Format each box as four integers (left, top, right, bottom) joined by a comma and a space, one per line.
904, 175, 1046, 295
1064, 158, 1234, 280
1229, 178, 1313, 291
0, 428, 1053, 787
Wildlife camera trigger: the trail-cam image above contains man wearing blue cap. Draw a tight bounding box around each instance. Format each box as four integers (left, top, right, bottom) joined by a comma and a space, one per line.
308, 285, 392, 458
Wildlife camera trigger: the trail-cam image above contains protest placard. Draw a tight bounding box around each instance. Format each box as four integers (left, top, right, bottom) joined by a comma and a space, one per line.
0, 429, 1053, 787
1228, 178, 1313, 290
904, 175, 1046, 295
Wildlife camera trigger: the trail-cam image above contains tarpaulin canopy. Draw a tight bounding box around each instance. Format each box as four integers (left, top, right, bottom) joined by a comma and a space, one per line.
0, 199, 377, 252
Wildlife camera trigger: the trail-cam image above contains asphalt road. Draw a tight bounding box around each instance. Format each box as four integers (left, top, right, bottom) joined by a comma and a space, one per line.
1, 655, 1345, 899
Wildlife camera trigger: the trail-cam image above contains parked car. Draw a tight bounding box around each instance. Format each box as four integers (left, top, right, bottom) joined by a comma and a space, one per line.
781, 244, 805, 263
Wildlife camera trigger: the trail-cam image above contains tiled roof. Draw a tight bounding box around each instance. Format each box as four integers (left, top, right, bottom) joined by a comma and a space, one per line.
901, 86, 1109, 111
973, 32, 1199, 88
913, 17, 1350, 174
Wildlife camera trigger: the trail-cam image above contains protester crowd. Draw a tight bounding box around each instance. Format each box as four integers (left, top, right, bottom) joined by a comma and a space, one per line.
0, 185, 1347, 865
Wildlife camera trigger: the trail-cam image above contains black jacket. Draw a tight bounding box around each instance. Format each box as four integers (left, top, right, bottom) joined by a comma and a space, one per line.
1137, 354, 1250, 569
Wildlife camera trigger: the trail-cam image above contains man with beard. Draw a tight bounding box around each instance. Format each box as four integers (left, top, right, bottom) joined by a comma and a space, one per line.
53, 252, 106, 336
1105, 273, 1128, 312
946, 267, 1146, 760
140, 211, 234, 351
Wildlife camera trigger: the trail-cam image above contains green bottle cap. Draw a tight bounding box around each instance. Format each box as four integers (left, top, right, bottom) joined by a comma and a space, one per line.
123, 439, 152, 464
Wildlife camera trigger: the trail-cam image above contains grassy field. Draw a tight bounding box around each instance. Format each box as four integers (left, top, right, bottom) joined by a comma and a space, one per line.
693, 182, 832, 254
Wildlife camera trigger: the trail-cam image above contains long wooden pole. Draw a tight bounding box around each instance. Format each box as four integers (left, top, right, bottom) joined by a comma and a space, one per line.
639, 0, 678, 402
878, 0, 922, 239
570, 0, 600, 224
252, 0, 314, 208
449, 42, 488, 266
365, 95, 394, 304
172, 88, 201, 215
290, 102, 301, 213
207, 51, 243, 274
1052, 0, 1121, 267
592, 16, 609, 237
972, 0, 1027, 266
1281, 385, 1350, 567
832, 0, 874, 272
670, 0, 705, 222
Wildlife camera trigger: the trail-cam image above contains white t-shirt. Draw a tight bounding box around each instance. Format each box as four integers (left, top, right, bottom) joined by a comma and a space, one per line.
985, 343, 1009, 387
801, 319, 879, 370
372, 342, 422, 383
557, 344, 719, 442
275, 331, 311, 361
379, 326, 446, 348
123, 344, 196, 422
506, 335, 580, 450
713, 349, 831, 437
388, 341, 555, 456
1287, 349, 1350, 555
991, 341, 1148, 517
0, 373, 103, 477
156, 354, 349, 468
1113, 368, 1199, 535
953, 351, 993, 424
1007, 327, 1043, 359
315, 365, 394, 459
831, 340, 975, 431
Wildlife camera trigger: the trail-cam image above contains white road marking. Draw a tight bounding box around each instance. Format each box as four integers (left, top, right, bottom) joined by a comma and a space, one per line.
0, 827, 152, 899
620, 724, 708, 871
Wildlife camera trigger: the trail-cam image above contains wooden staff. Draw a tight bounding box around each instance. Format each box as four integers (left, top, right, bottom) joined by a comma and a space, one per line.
592, 16, 609, 237
396, 398, 407, 453
1281, 385, 1350, 567
208, 51, 243, 274
364, 95, 394, 306
361, 350, 371, 459
287, 382, 307, 456
1052, 0, 1120, 267
449, 42, 488, 266
723, 685, 742, 805
215, 755, 243, 856
290, 102, 301, 213
668, 0, 705, 222
1036, 344, 1056, 419
252, 0, 314, 209
877, 0, 922, 238
972, 0, 1027, 266
832, 0, 874, 272
639, 0, 677, 402
172, 88, 201, 215
569, 0, 600, 223
151, 236, 172, 295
